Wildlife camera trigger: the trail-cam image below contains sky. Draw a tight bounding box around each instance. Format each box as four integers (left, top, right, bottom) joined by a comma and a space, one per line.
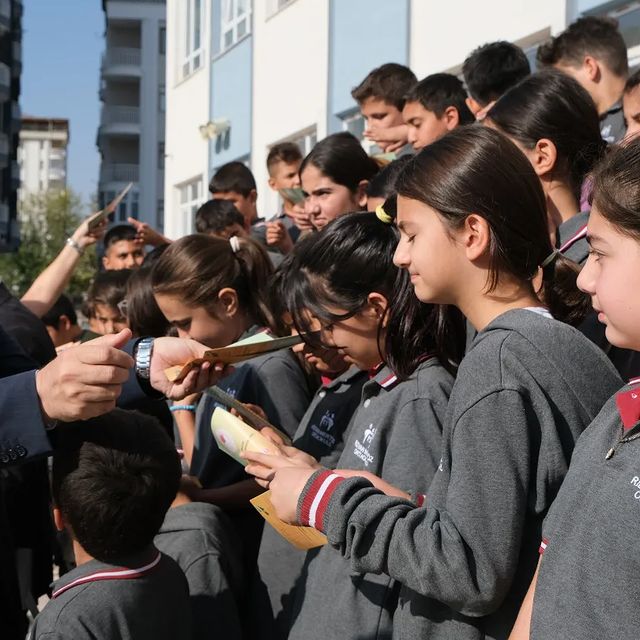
21, 0, 104, 212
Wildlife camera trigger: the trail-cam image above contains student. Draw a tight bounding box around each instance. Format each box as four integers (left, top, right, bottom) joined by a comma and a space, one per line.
351, 62, 417, 153
511, 136, 640, 640
266, 141, 308, 244
252, 248, 370, 638
30, 409, 191, 640
462, 41, 530, 118
155, 478, 244, 640
253, 211, 456, 640
245, 127, 622, 640
209, 161, 267, 244
150, 234, 313, 587
41, 294, 100, 347
300, 132, 379, 230
102, 224, 145, 271
194, 198, 247, 240
486, 69, 606, 261
622, 68, 640, 141
86, 269, 131, 335
365, 156, 412, 212
403, 73, 474, 151
537, 16, 629, 143
124, 267, 171, 338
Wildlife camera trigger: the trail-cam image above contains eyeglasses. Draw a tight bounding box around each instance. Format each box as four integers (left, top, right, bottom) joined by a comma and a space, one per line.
117, 299, 128, 317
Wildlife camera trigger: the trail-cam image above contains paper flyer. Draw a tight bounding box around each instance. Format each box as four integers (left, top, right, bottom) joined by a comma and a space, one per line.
250, 491, 327, 550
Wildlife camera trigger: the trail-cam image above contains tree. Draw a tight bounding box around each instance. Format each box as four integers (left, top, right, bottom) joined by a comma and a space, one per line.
0, 190, 98, 299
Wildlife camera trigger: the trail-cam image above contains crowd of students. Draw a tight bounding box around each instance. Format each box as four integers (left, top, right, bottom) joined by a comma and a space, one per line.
4, 14, 640, 640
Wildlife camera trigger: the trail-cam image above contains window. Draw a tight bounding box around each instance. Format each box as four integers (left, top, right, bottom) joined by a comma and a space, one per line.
178, 177, 203, 234
159, 85, 166, 112
157, 198, 165, 231
181, 0, 203, 78
267, 0, 295, 17
221, 0, 251, 52
158, 142, 165, 170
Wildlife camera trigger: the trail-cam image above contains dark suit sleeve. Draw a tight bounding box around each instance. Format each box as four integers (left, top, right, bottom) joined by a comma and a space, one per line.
0, 326, 52, 467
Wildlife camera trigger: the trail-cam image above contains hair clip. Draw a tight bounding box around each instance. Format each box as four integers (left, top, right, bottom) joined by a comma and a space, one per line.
375, 204, 393, 225
229, 235, 241, 253
540, 249, 560, 268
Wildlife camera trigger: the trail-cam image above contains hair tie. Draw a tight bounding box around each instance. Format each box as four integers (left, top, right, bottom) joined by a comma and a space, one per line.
229, 235, 241, 253
540, 249, 560, 268
375, 204, 393, 225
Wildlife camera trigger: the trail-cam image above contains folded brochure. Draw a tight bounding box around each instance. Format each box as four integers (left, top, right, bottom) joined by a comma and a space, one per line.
87, 182, 134, 231
251, 491, 327, 550
164, 331, 309, 381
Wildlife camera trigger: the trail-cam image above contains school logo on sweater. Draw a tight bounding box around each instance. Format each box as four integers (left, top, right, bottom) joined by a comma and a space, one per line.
354, 423, 377, 467
310, 410, 337, 448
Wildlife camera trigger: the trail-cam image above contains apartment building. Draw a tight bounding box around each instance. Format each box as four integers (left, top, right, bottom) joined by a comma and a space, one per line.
97, 0, 166, 228
18, 116, 69, 197
0, 0, 22, 251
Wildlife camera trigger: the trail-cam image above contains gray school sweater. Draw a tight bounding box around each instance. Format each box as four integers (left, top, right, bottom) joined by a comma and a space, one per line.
531, 380, 640, 640
30, 549, 191, 640
288, 358, 453, 640
252, 366, 368, 638
296, 309, 621, 640
154, 502, 244, 640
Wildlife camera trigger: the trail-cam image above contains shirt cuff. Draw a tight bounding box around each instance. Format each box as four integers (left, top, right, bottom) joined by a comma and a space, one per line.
297, 469, 346, 532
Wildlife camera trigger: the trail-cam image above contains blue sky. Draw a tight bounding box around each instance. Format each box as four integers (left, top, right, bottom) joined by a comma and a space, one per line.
22, 0, 104, 211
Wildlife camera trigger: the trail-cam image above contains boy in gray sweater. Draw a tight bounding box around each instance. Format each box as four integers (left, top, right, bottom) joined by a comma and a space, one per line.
30, 410, 192, 640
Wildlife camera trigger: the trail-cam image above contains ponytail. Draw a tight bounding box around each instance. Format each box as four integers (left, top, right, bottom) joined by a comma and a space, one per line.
151, 234, 279, 333
540, 252, 591, 326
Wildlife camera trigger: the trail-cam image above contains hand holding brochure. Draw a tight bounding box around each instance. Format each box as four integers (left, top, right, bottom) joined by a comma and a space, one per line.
210, 407, 280, 466
164, 332, 310, 382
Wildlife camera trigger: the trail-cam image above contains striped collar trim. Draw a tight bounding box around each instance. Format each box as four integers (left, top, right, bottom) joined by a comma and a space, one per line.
379, 372, 398, 388
559, 224, 587, 253
52, 551, 162, 599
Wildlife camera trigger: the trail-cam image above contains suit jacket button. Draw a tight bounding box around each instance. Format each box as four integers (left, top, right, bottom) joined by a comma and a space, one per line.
15, 445, 27, 457
8, 448, 17, 461
0, 452, 9, 464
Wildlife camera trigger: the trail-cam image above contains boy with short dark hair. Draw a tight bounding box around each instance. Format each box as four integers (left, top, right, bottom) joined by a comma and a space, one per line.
194, 199, 247, 239
265, 142, 305, 251
41, 294, 100, 347
402, 73, 475, 150
30, 410, 191, 640
102, 224, 145, 271
351, 62, 417, 153
537, 16, 628, 142
86, 270, 131, 335
462, 41, 530, 117
623, 68, 640, 141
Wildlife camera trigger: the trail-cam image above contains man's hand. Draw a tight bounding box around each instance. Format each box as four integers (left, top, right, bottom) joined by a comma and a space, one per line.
127, 217, 171, 248
150, 336, 226, 400
35, 329, 134, 422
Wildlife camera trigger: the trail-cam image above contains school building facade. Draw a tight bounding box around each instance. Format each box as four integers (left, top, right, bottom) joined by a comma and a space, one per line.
163, 0, 640, 239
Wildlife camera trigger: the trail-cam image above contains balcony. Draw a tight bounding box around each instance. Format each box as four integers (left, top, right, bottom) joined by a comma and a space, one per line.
100, 163, 139, 184
99, 105, 140, 137
0, 0, 10, 36
101, 47, 142, 78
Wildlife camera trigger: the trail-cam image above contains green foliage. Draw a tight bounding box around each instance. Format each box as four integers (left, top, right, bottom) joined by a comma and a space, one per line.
0, 190, 97, 298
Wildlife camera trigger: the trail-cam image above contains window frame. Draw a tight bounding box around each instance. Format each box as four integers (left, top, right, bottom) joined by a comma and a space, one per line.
181, 0, 204, 79
220, 0, 251, 53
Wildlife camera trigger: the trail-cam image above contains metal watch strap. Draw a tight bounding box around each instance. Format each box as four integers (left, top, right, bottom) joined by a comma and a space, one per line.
135, 337, 154, 380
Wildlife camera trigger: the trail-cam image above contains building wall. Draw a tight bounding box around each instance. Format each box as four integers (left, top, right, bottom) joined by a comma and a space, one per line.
251, 0, 329, 216
98, 0, 165, 229
164, 0, 211, 239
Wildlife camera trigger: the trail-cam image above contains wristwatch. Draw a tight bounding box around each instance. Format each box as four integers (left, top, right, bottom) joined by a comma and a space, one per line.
134, 337, 154, 380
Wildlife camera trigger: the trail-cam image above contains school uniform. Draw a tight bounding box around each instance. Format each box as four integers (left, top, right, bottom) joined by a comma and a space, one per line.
295, 309, 621, 640
154, 502, 243, 640
556, 210, 589, 266
190, 326, 313, 606
288, 358, 453, 640
29, 548, 192, 640
252, 366, 368, 638
530, 376, 640, 640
